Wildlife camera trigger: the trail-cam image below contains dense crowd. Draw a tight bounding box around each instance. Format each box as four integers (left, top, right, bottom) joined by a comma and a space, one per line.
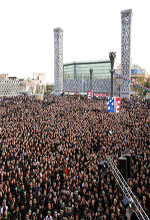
0, 95, 150, 220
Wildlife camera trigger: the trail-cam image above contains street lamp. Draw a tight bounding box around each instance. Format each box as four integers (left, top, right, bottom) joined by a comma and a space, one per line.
90, 69, 93, 91
109, 52, 116, 97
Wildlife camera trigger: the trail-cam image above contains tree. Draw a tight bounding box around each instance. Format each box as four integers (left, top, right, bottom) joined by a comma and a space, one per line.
36, 87, 40, 94
132, 77, 145, 94
143, 81, 150, 96
46, 84, 54, 94
144, 81, 150, 88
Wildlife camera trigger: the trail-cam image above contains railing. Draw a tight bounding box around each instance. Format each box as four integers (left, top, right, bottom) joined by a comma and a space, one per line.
105, 155, 150, 220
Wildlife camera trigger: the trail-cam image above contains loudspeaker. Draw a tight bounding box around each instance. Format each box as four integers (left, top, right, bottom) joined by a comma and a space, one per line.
102, 167, 106, 176
122, 197, 138, 220
124, 154, 132, 178
131, 212, 138, 220
122, 197, 130, 207
118, 157, 127, 180
98, 161, 104, 170
126, 207, 133, 219
98, 161, 106, 176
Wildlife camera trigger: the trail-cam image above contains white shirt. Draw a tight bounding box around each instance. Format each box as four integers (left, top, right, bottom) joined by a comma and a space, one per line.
45, 215, 53, 220
1, 206, 8, 215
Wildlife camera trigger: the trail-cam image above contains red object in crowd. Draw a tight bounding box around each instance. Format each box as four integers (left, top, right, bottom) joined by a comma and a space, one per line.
87, 91, 92, 100
65, 162, 67, 175
115, 97, 121, 113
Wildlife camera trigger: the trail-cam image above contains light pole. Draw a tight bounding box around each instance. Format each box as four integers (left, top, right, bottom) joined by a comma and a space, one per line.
90, 69, 93, 91
109, 52, 116, 97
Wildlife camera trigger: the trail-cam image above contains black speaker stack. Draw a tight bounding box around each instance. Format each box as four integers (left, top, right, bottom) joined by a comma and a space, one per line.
118, 153, 132, 180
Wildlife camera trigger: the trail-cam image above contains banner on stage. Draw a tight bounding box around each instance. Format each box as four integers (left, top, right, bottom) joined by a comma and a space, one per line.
94, 93, 107, 97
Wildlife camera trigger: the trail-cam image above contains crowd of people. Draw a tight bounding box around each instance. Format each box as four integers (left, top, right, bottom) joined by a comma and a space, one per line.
0, 95, 149, 220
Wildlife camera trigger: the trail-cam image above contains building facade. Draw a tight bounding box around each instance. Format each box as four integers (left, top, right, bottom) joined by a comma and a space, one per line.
0, 73, 8, 80
0, 77, 19, 97
33, 72, 46, 87
19, 78, 45, 95
63, 60, 118, 94
115, 62, 149, 91
64, 60, 111, 80
54, 27, 63, 94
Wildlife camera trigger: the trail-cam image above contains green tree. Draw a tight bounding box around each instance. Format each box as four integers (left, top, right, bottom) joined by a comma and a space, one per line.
36, 87, 40, 94
143, 81, 150, 96
144, 81, 150, 88
46, 84, 54, 94
132, 77, 145, 94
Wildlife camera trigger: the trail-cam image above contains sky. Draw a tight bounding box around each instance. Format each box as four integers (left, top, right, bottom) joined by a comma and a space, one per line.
0, 0, 150, 83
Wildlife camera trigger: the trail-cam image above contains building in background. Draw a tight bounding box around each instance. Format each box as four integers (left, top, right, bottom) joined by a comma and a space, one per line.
18, 72, 46, 95
0, 73, 9, 80
63, 60, 118, 94
19, 78, 45, 95
54, 27, 63, 94
115, 61, 149, 93
0, 72, 46, 96
64, 60, 111, 80
0, 76, 19, 97
33, 72, 46, 86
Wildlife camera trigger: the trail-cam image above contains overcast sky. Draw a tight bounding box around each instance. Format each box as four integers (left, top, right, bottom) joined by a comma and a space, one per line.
0, 0, 149, 83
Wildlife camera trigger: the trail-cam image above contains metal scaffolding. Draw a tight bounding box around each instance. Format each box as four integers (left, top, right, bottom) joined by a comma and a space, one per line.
105, 155, 149, 220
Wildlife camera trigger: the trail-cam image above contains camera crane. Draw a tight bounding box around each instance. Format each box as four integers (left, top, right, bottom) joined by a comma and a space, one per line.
105, 155, 149, 220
